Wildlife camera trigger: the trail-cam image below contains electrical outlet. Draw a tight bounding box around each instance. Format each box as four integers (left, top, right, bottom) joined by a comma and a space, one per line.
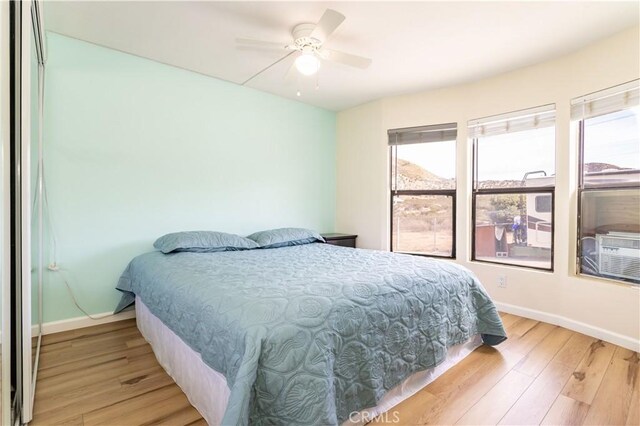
497, 274, 507, 288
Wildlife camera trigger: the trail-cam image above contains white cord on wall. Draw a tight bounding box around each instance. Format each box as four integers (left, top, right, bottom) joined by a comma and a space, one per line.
47, 264, 113, 320
39, 153, 115, 321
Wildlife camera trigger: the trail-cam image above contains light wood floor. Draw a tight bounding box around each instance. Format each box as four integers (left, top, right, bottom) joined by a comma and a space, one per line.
31, 313, 639, 425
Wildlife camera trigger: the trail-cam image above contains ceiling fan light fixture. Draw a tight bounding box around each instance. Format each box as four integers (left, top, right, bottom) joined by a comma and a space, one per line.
237, 9, 371, 86
295, 53, 320, 76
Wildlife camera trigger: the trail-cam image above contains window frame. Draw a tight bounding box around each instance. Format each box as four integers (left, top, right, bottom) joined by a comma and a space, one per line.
576, 110, 640, 285
389, 188, 457, 259
388, 131, 457, 259
470, 186, 555, 271
470, 106, 556, 272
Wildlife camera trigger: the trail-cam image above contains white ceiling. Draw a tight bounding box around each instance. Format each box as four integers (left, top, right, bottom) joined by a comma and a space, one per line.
44, 1, 639, 111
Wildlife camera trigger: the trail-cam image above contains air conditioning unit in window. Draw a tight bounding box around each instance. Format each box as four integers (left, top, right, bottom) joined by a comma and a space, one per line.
597, 232, 640, 282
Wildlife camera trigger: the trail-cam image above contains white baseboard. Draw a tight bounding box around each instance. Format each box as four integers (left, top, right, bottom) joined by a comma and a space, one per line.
31, 309, 136, 336
495, 302, 640, 352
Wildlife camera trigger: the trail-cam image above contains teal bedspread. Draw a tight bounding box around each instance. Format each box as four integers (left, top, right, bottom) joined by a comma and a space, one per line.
115, 243, 506, 425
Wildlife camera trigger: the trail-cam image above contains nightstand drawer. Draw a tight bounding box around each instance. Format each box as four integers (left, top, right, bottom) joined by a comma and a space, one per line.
321, 233, 357, 248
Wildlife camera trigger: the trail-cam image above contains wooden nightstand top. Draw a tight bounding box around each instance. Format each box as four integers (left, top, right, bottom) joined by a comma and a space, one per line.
321, 233, 358, 240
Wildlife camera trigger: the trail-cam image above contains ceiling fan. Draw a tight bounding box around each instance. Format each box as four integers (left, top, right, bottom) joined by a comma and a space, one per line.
237, 9, 372, 86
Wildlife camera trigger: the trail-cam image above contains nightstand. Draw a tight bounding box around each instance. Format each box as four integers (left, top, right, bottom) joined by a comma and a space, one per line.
321, 233, 358, 248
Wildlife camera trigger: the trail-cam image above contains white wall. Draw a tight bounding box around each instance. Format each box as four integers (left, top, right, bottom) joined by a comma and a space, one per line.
336, 26, 640, 350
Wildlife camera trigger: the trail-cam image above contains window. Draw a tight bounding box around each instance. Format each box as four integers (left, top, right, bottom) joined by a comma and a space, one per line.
389, 123, 457, 257
470, 105, 555, 270
535, 195, 552, 213
573, 80, 640, 285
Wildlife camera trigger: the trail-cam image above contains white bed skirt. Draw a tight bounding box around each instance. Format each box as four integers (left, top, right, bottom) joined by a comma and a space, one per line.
135, 296, 482, 425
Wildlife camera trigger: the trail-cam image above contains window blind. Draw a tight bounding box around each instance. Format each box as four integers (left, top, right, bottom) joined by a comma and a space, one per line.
571, 79, 639, 121
468, 104, 555, 138
388, 123, 457, 145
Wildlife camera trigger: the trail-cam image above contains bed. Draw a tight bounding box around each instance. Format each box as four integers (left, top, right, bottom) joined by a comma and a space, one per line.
115, 242, 506, 425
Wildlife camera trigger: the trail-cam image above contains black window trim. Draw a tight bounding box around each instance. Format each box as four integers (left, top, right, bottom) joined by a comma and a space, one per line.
471, 187, 555, 272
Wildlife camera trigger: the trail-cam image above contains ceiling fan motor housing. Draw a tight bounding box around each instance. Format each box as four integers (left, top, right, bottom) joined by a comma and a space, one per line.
292, 23, 322, 49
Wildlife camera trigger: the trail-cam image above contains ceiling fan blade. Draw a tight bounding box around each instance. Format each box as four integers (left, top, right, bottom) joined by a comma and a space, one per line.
236, 38, 288, 50
284, 53, 300, 83
319, 48, 372, 69
310, 9, 345, 43
242, 51, 296, 86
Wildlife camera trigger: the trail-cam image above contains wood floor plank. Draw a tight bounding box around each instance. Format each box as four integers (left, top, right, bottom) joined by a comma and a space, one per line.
42, 319, 137, 345
416, 345, 502, 397
514, 326, 573, 377
185, 419, 208, 426
39, 338, 73, 354
498, 360, 575, 425
39, 333, 140, 370
626, 372, 639, 426
498, 312, 521, 329
561, 340, 616, 404
37, 325, 138, 357
624, 349, 640, 426
416, 348, 525, 424
540, 394, 590, 425
370, 347, 518, 424
582, 348, 639, 425
126, 337, 148, 348
552, 332, 597, 368
59, 415, 85, 426
82, 384, 186, 426
69, 326, 141, 349
37, 357, 129, 395
118, 365, 165, 386
152, 405, 204, 426
34, 377, 123, 416
370, 390, 441, 425
501, 322, 556, 356
34, 371, 175, 422
37, 344, 153, 380
506, 317, 539, 337
30, 413, 85, 426
37, 354, 159, 397
455, 370, 533, 425
614, 346, 639, 362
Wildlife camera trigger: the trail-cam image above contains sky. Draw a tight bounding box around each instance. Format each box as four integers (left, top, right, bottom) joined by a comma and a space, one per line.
397, 141, 456, 179
584, 107, 639, 170
396, 106, 639, 182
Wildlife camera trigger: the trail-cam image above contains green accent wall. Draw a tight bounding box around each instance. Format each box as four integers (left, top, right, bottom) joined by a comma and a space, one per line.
43, 33, 336, 322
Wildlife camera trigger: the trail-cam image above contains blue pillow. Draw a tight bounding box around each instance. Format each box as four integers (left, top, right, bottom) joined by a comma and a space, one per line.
154, 231, 259, 254
247, 227, 325, 249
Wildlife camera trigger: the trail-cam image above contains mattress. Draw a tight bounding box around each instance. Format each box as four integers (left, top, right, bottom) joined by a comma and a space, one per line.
116, 243, 506, 424
136, 296, 483, 425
